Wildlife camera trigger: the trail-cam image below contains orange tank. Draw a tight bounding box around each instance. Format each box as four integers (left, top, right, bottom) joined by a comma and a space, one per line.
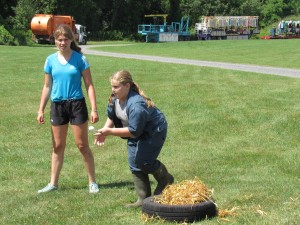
31, 14, 54, 36
30, 14, 76, 43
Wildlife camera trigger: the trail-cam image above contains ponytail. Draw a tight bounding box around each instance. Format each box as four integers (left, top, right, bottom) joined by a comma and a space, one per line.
71, 41, 82, 54
131, 82, 155, 108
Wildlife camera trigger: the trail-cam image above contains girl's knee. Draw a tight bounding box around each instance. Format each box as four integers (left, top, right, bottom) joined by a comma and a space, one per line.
52, 143, 66, 153
78, 145, 92, 156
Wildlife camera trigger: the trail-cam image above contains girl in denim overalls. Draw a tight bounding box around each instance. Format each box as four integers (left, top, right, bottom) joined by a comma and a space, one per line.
94, 70, 174, 207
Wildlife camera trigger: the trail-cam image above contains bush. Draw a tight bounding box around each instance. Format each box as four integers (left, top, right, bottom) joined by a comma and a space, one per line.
0, 25, 15, 45
89, 30, 124, 41
11, 29, 34, 46
124, 33, 144, 42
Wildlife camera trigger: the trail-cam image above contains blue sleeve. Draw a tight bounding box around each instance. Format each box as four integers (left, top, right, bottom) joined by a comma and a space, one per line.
80, 55, 90, 72
44, 57, 52, 75
107, 104, 114, 120
128, 102, 149, 137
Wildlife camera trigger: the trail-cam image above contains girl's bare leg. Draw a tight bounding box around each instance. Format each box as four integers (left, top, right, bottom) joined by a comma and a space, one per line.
71, 121, 96, 184
50, 124, 68, 186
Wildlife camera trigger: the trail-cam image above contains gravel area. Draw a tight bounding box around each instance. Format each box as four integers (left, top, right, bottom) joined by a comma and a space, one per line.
81, 45, 300, 78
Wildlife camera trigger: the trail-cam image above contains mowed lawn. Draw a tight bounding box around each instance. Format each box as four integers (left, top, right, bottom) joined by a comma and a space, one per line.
0, 40, 299, 225
92, 39, 300, 69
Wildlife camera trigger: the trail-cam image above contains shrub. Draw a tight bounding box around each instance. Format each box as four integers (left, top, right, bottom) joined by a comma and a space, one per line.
89, 30, 125, 41
124, 33, 144, 42
0, 25, 15, 45
11, 29, 34, 46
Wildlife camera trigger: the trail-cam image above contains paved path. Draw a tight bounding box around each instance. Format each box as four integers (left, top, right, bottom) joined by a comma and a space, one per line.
81, 45, 300, 78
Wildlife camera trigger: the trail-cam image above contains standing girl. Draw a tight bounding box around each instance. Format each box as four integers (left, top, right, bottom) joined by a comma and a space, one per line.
94, 70, 174, 207
37, 24, 99, 193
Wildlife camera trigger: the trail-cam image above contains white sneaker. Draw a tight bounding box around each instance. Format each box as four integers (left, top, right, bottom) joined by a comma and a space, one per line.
38, 184, 58, 193
89, 182, 99, 193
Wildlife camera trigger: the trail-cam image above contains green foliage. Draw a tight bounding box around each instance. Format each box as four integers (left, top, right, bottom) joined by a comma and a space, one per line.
286, 0, 300, 15
9, 0, 36, 30
0, 14, 6, 26
35, 0, 57, 13
0, 0, 17, 20
0, 25, 15, 45
89, 30, 125, 41
0, 24, 34, 46
239, 0, 263, 16
55, 0, 101, 29
261, 0, 284, 27
7, 0, 57, 30
124, 33, 145, 42
2, 0, 300, 42
10, 29, 35, 46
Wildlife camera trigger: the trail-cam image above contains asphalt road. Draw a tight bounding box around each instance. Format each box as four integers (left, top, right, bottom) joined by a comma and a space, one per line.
81, 45, 300, 78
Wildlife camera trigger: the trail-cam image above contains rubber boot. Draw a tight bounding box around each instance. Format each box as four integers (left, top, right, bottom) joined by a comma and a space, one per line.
125, 172, 151, 208
152, 163, 174, 195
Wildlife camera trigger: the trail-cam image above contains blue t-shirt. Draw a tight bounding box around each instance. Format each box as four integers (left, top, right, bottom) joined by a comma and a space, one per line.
44, 51, 90, 102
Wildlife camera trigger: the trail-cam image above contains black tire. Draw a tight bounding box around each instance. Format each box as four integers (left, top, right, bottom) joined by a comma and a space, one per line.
142, 196, 217, 222
81, 38, 87, 45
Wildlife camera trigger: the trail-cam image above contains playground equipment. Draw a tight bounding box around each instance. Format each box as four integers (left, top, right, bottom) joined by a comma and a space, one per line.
138, 14, 190, 42
195, 16, 259, 40
261, 20, 300, 39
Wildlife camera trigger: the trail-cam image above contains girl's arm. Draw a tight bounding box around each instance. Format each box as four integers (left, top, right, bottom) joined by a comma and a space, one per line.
102, 118, 114, 128
95, 118, 135, 138
82, 68, 99, 124
95, 118, 133, 146
37, 74, 51, 124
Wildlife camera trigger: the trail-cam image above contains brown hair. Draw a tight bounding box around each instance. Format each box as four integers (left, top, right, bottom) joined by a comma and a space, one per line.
54, 24, 82, 54
108, 70, 155, 108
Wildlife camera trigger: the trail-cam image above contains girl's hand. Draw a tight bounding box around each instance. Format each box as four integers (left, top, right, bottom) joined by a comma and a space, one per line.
94, 127, 111, 146
94, 134, 106, 146
37, 112, 45, 124
90, 111, 99, 124
94, 132, 106, 146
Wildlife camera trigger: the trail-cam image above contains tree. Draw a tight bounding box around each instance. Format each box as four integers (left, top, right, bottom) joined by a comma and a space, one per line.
0, 0, 18, 20
56, 0, 101, 31
168, 0, 181, 22
9, 0, 36, 29
283, 0, 300, 16
7, 0, 57, 30
261, 0, 283, 26
240, 0, 263, 17
1, 0, 299, 42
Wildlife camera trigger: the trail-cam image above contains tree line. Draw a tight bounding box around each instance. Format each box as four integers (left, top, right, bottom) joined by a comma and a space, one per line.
0, 0, 300, 44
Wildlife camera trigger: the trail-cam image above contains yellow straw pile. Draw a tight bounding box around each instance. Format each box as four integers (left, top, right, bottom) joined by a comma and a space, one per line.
154, 177, 213, 205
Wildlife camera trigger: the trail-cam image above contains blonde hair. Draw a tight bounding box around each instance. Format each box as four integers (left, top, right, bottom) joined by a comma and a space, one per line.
108, 70, 155, 108
54, 24, 82, 54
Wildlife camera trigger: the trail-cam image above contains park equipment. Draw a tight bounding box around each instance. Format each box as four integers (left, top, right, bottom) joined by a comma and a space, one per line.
30, 14, 87, 45
138, 14, 190, 42
261, 20, 300, 39
195, 16, 259, 40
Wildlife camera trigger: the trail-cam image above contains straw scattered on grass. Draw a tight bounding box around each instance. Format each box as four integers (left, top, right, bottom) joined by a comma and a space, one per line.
218, 207, 239, 217
141, 213, 165, 223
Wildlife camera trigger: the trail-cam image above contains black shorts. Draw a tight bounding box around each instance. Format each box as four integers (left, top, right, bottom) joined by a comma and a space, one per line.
50, 98, 88, 125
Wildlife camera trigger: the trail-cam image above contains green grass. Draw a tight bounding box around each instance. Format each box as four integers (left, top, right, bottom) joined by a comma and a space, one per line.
0, 43, 299, 225
91, 39, 300, 69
